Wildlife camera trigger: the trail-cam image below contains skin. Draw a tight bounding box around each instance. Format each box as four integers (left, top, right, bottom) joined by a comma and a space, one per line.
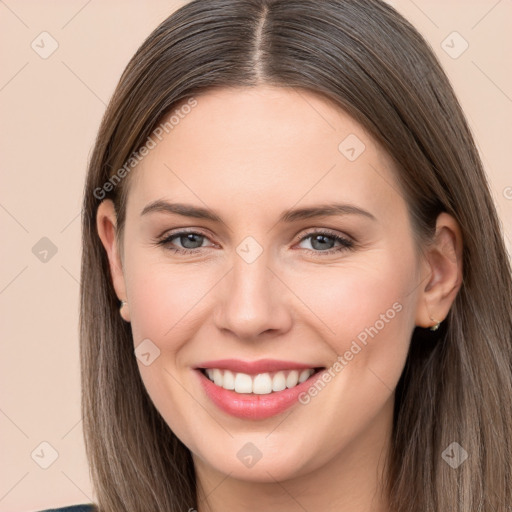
97, 85, 463, 512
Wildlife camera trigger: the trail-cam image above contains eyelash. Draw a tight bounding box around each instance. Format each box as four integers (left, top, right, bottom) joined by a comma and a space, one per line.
153, 228, 355, 257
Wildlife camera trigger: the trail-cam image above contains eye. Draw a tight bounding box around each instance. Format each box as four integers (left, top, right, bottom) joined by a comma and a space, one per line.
154, 230, 214, 254
295, 229, 355, 256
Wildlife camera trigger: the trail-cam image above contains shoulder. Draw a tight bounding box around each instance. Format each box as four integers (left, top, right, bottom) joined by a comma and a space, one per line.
36, 505, 95, 512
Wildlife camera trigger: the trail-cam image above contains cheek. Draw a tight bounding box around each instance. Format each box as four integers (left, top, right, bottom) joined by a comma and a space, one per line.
286, 253, 417, 380
125, 253, 216, 346
122, 252, 216, 450
284, 258, 417, 445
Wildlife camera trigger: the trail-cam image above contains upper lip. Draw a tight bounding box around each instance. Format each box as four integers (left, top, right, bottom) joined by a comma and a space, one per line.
194, 358, 323, 374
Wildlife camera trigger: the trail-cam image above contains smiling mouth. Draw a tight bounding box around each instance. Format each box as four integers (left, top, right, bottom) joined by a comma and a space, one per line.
199, 367, 325, 395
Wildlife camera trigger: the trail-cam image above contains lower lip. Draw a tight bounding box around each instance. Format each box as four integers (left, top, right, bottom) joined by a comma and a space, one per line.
195, 368, 325, 420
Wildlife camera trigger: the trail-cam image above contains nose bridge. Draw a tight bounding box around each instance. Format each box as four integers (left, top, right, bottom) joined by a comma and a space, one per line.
215, 242, 290, 339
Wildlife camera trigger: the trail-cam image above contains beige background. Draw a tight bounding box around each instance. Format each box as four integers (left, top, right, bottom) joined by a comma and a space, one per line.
0, 1, 510, 511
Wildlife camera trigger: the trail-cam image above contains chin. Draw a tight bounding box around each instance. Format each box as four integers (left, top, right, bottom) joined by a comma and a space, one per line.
192, 434, 322, 483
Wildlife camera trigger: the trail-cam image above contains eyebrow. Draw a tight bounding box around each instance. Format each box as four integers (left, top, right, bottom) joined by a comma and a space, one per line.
140, 200, 376, 223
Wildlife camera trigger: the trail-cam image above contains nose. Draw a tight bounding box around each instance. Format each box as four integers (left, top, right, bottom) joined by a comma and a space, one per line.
214, 251, 292, 341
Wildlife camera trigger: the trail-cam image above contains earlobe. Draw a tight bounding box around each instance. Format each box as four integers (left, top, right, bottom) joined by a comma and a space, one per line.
415, 212, 463, 330
96, 200, 131, 322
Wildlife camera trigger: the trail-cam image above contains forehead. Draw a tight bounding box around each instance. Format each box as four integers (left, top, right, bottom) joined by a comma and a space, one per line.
127, 86, 404, 221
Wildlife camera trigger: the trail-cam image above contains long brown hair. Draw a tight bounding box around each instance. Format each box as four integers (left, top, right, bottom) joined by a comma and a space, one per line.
80, 0, 512, 510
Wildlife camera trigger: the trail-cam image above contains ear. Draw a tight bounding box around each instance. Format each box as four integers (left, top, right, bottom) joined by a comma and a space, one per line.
96, 199, 131, 323
415, 212, 463, 329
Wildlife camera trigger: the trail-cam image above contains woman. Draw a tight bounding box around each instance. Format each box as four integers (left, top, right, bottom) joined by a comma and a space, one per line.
42, 0, 512, 510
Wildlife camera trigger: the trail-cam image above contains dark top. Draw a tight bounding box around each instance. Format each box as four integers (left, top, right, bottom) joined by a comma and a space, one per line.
37, 505, 95, 512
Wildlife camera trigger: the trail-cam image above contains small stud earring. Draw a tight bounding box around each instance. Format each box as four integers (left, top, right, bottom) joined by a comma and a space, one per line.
429, 317, 441, 331
120, 300, 128, 308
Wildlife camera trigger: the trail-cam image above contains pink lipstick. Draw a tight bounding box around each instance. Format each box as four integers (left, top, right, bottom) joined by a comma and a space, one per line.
193, 359, 325, 420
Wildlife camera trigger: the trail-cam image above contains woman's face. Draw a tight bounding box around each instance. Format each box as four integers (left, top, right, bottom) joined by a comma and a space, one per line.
98, 86, 435, 483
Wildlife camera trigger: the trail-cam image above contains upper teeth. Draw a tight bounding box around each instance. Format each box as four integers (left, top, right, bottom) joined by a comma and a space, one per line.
204, 368, 316, 394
